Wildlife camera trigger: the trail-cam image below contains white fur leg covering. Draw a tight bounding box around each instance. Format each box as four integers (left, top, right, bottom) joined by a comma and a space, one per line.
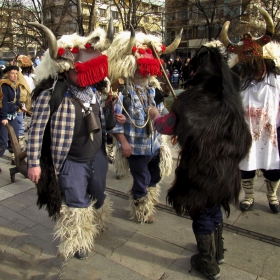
159, 135, 173, 177
95, 198, 113, 235
129, 190, 155, 223
54, 201, 98, 259
147, 184, 161, 205
114, 146, 129, 177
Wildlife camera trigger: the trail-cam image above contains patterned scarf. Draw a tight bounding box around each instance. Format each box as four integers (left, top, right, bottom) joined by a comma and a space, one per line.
68, 84, 95, 103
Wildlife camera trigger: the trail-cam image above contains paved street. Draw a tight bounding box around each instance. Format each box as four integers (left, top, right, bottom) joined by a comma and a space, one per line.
0, 140, 280, 280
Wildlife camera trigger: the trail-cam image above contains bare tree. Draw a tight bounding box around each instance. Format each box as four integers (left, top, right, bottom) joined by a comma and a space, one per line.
98, 0, 165, 33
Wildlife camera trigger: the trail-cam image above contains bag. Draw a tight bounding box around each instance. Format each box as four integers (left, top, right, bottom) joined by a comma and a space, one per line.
103, 96, 116, 130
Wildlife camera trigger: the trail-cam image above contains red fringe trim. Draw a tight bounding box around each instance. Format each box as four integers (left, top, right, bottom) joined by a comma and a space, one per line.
75, 54, 108, 87
137, 58, 163, 77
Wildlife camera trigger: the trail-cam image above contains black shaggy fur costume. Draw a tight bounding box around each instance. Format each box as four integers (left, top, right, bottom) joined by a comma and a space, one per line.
167, 45, 252, 216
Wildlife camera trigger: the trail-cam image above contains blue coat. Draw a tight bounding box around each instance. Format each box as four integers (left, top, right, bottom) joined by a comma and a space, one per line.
0, 82, 22, 121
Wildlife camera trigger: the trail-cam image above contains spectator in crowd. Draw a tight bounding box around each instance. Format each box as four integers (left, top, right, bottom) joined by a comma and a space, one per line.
33, 56, 41, 67
0, 65, 27, 171
171, 69, 180, 89
173, 56, 182, 74
166, 59, 173, 80
181, 57, 192, 89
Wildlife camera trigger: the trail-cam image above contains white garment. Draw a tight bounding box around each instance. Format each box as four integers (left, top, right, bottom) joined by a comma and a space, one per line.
239, 74, 280, 171
23, 74, 35, 91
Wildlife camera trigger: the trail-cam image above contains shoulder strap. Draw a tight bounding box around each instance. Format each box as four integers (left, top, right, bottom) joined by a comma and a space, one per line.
49, 78, 68, 116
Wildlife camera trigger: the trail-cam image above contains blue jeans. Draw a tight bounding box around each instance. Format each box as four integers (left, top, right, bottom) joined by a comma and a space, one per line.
127, 149, 161, 200
58, 149, 108, 209
16, 112, 24, 136
0, 118, 19, 156
190, 205, 223, 235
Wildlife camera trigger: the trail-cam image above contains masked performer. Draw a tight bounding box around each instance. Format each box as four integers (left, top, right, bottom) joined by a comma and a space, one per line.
105, 29, 179, 223
27, 22, 113, 260
221, 7, 280, 213
149, 40, 252, 279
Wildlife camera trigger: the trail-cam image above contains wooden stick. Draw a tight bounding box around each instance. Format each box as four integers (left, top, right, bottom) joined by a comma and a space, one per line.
142, 27, 177, 100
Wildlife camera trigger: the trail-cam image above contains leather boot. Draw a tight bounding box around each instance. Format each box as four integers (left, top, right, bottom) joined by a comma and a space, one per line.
240, 178, 254, 211
265, 179, 280, 213
214, 223, 225, 264
191, 233, 220, 280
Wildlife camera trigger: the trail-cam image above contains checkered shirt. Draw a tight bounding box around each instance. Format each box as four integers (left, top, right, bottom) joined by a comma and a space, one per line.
108, 85, 165, 155
27, 89, 106, 172
153, 111, 176, 135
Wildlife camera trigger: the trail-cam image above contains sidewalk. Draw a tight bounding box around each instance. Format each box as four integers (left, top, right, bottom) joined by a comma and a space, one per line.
0, 144, 280, 280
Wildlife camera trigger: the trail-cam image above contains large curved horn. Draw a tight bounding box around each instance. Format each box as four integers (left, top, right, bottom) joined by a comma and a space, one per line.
220, 21, 235, 48
124, 24, 136, 55
256, 6, 274, 37
162, 28, 183, 54
27, 22, 58, 60
107, 17, 114, 43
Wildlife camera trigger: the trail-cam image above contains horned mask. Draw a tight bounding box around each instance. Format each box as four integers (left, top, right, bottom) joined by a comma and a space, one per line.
28, 21, 114, 86
220, 6, 274, 67
106, 27, 183, 82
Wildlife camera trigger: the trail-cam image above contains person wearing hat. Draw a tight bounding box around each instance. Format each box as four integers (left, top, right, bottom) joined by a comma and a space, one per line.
0, 65, 28, 172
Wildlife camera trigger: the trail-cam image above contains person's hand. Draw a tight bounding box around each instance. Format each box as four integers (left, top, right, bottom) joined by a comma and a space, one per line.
28, 166, 41, 184
116, 113, 126, 124
21, 107, 28, 113
1, 119, 8, 125
121, 141, 132, 158
171, 135, 178, 145
149, 106, 159, 120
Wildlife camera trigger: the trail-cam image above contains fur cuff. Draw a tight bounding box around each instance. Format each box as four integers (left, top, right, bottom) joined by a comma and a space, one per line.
129, 190, 155, 223
114, 146, 129, 177
159, 135, 172, 177
95, 198, 113, 235
147, 184, 161, 205
54, 201, 98, 259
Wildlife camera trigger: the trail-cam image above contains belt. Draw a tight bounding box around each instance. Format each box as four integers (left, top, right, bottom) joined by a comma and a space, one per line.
7, 112, 17, 120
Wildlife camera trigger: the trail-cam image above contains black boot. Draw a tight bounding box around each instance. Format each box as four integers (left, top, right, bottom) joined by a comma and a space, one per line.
214, 223, 225, 264
191, 233, 220, 280
74, 250, 88, 260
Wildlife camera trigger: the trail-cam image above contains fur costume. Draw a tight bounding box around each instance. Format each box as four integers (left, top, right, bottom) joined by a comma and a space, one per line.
27, 22, 113, 259
167, 42, 252, 216
106, 28, 180, 222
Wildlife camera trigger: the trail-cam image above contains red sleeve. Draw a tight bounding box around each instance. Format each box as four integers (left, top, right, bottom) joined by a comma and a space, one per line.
153, 111, 176, 135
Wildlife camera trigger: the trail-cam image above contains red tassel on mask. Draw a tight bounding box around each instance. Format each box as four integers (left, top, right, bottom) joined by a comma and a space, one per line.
75, 54, 108, 87
137, 58, 163, 77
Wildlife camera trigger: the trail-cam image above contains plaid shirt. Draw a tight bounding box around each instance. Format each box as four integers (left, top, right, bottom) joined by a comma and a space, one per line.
153, 111, 176, 135
27, 89, 106, 172
108, 85, 165, 155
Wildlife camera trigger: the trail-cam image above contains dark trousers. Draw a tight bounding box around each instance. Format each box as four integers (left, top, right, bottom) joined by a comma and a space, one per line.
58, 148, 108, 209
0, 118, 18, 156
241, 169, 280, 181
190, 205, 223, 235
127, 149, 161, 200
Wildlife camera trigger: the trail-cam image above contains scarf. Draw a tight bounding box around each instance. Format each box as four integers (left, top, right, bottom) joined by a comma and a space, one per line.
68, 84, 96, 104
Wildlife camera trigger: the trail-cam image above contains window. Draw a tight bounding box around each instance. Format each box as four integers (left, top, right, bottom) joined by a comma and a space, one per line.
99, 8, 106, 17
114, 26, 119, 33
112, 11, 118, 19
178, 10, 188, 20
